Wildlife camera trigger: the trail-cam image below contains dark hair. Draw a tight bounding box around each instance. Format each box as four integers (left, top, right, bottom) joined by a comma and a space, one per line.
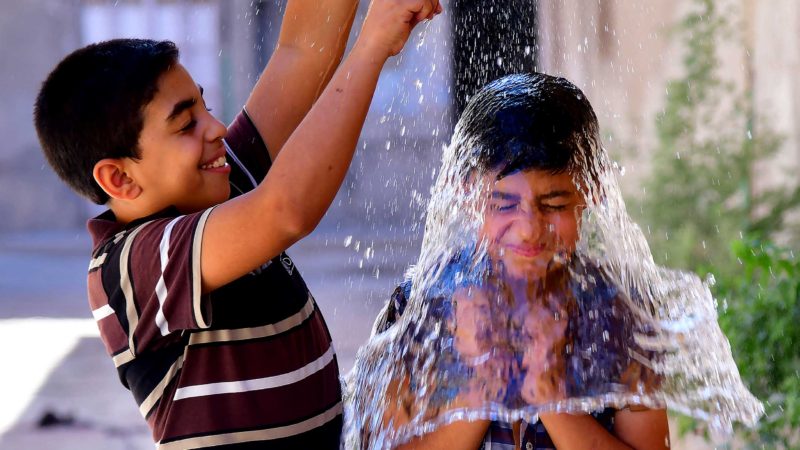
34, 39, 180, 204
457, 73, 601, 179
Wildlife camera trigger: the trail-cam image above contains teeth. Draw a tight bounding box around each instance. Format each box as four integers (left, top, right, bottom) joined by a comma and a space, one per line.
201, 155, 226, 169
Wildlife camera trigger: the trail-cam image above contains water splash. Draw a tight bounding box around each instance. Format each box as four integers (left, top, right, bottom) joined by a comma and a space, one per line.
343, 73, 762, 449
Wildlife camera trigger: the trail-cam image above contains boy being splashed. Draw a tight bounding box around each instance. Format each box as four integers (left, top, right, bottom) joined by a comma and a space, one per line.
345, 73, 762, 450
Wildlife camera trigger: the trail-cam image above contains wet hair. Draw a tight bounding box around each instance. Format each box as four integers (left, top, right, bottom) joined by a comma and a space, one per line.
34, 39, 180, 204
457, 73, 601, 179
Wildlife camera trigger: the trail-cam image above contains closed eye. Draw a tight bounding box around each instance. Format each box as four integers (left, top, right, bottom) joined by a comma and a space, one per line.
179, 119, 197, 133
542, 203, 568, 212
491, 202, 518, 212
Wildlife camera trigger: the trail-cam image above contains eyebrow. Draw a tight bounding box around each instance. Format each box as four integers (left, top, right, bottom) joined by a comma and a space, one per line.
166, 97, 196, 122
490, 192, 521, 202
536, 190, 573, 201
165, 84, 205, 122
490, 190, 573, 202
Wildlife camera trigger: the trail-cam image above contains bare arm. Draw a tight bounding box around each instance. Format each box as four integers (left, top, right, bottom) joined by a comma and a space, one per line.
538, 408, 669, 450
613, 408, 670, 450
395, 421, 490, 450
246, 0, 360, 161
201, 0, 441, 292
383, 375, 489, 450
392, 284, 489, 449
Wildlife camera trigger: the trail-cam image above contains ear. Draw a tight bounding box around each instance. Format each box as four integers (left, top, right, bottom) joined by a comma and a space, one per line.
93, 158, 142, 201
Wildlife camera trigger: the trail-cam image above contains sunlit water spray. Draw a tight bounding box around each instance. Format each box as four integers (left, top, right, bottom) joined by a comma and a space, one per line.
343, 73, 762, 449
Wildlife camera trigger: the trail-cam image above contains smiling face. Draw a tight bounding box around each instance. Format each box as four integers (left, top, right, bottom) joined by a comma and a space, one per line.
479, 169, 585, 281
125, 63, 229, 215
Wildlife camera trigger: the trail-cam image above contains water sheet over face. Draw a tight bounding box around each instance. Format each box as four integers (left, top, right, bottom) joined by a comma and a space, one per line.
343, 74, 763, 449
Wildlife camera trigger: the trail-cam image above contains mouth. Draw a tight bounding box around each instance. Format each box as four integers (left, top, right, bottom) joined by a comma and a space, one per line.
504, 244, 547, 258
200, 154, 228, 170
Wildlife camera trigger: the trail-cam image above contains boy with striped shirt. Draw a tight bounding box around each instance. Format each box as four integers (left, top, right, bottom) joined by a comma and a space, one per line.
34, 0, 442, 447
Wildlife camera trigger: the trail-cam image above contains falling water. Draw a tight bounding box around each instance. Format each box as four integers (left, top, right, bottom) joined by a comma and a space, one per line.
342, 73, 763, 449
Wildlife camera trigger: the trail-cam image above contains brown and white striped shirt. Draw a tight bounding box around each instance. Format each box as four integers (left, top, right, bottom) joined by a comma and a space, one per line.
87, 111, 342, 449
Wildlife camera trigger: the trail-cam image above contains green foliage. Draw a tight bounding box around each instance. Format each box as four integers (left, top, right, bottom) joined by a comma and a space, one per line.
715, 240, 800, 448
628, 0, 800, 446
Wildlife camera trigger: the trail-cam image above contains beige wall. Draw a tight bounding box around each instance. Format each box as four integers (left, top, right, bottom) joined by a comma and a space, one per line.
748, 0, 800, 190
536, 0, 799, 196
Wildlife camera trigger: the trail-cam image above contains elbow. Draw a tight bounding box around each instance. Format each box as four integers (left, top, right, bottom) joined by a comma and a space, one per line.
289, 218, 316, 242
255, 183, 321, 247
281, 209, 319, 244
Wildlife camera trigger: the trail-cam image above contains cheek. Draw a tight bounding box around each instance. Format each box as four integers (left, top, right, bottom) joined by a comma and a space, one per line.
550, 213, 580, 245
479, 215, 513, 245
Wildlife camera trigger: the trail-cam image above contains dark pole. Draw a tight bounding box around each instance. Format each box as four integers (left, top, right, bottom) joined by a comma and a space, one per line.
254, 0, 283, 73
450, 0, 538, 115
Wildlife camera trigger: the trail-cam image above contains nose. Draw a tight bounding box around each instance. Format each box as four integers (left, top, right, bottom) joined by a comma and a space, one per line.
512, 209, 544, 242
204, 113, 227, 143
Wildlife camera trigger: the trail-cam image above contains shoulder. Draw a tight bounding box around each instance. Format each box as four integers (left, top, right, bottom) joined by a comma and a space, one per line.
612, 407, 670, 449
371, 279, 412, 335
225, 109, 272, 187
91, 208, 212, 280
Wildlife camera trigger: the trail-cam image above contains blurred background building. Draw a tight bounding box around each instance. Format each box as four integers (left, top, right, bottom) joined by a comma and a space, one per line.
1, 0, 798, 448
2, 0, 798, 233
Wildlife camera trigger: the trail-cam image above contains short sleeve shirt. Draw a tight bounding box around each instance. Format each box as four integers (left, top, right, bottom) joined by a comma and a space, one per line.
87, 111, 342, 449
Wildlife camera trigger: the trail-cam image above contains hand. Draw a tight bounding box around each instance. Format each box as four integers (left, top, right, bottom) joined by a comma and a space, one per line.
356, 0, 443, 59
520, 302, 568, 404
453, 287, 492, 358
453, 286, 523, 403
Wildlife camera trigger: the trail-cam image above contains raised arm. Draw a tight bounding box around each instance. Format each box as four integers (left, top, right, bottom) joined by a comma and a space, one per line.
244, 0, 360, 161
201, 0, 442, 293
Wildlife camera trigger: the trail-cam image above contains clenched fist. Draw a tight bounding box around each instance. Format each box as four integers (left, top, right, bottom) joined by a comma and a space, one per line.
357, 0, 443, 58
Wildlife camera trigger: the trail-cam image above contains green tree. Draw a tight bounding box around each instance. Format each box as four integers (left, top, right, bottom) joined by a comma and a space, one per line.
631, 0, 800, 446
714, 240, 800, 448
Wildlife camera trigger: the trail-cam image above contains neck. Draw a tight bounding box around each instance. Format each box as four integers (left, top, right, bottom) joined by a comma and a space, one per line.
106, 199, 158, 224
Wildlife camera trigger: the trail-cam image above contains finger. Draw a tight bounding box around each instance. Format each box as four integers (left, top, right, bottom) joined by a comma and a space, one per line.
428, 0, 441, 19
411, 0, 435, 23
414, 2, 441, 27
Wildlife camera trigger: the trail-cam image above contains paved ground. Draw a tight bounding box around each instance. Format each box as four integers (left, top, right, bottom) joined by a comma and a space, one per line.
0, 228, 713, 449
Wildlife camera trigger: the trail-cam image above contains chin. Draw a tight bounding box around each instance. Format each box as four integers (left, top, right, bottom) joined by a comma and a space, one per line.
504, 253, 571, 281
181, 192, 230, 213
206, 186, 231, 207
502, 260, 548, 281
